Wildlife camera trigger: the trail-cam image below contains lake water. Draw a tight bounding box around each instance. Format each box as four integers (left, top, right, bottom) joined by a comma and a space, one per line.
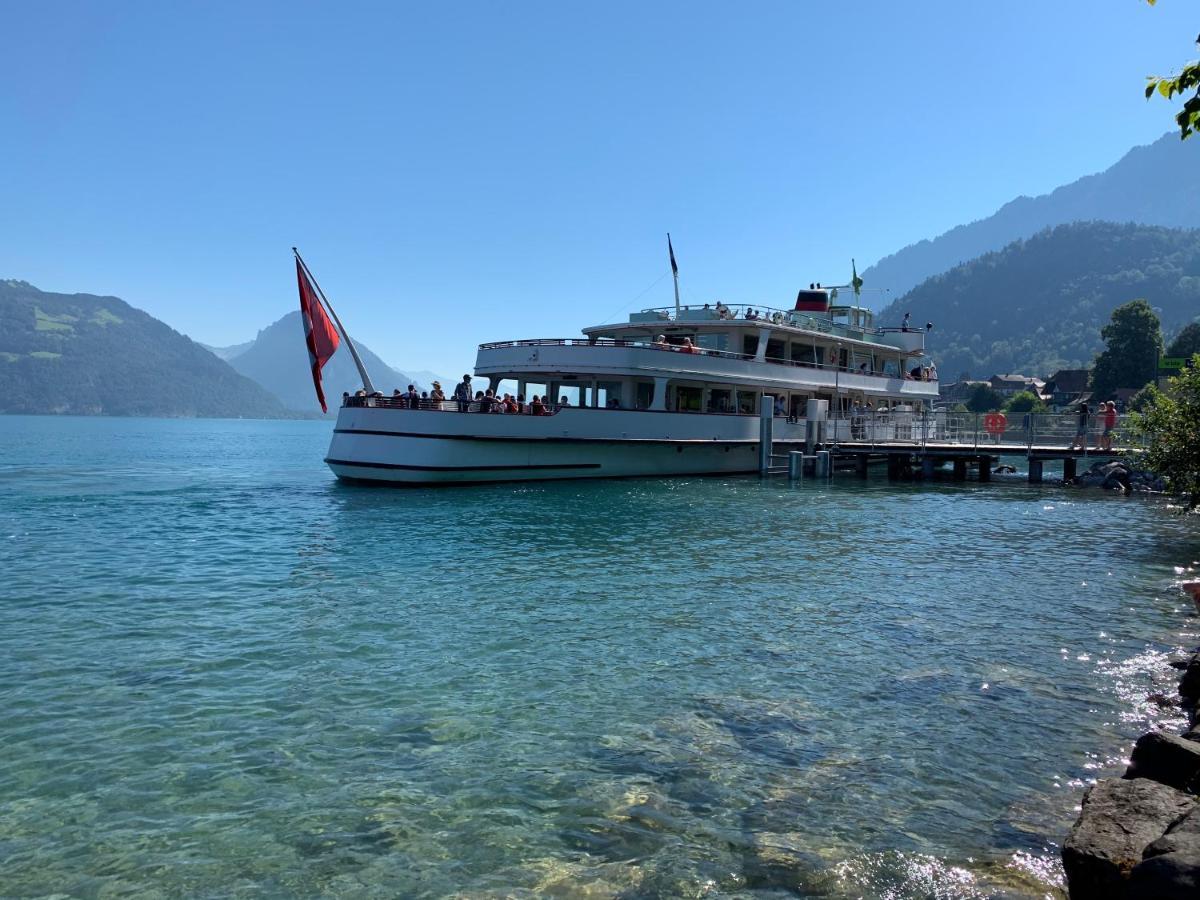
1, 415, 1197, 898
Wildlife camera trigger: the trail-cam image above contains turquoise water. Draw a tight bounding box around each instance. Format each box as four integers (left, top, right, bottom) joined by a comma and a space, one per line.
1, 415, 1198, 898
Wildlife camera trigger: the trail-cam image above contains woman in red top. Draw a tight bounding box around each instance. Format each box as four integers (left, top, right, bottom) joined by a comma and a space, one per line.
1101, 401, 1118, 451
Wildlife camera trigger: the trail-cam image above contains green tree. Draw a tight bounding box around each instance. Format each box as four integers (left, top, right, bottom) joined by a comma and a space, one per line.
966, 383, 1004, 412
1090, 299, 1163, 401
1166, 321, 1200, 359
1135, 356, 1200, 508
1144, 2, 1200, 139
1003, 390, 1046, 414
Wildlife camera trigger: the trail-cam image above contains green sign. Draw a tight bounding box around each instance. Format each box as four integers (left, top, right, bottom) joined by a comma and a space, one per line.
1160, 357, 1187, 370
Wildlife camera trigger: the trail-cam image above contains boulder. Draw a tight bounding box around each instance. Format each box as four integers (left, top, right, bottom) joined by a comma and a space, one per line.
1124, 732, 1200, 793
1062, 778, 1197, 896
1180, 655, 1200, 705
1128, 806, 1200, 898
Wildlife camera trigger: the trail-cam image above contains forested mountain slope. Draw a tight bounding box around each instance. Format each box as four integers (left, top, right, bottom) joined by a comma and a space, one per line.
876, 223, 1200, 380
0, 280, 291, 418
861, 134, 1200, 302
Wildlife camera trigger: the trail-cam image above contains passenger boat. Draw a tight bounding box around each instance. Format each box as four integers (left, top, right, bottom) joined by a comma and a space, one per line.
322, 288, 939, 485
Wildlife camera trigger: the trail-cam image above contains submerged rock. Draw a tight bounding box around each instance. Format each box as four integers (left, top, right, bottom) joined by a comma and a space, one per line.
1124, 732, 1200, 794
1062, 778, 1196, 896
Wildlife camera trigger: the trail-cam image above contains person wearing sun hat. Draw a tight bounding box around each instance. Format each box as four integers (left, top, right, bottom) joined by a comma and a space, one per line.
430, 381, 445, 404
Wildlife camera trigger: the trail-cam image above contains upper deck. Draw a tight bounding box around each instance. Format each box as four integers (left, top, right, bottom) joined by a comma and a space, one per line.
583, 301, 926, 355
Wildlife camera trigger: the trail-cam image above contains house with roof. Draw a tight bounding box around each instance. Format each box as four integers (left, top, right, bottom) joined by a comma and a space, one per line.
1042, 369, 1091, 409
988, 374, 1046, 398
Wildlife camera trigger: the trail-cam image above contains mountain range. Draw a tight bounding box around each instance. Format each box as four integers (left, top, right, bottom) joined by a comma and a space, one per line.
0, 280, 289, 418
5, 133, 1199, 419
861, 133, 1200, 303
877, 222, 1200, 381
207, 311, 432, 415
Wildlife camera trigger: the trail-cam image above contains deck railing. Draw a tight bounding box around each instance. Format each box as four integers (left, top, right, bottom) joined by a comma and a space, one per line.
475, 337, 935, 381
620, 303, 912, 344
338, 398, 1141, 451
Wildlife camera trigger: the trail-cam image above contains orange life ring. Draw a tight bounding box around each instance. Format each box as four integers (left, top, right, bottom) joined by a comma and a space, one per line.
983, 412, 1007, 436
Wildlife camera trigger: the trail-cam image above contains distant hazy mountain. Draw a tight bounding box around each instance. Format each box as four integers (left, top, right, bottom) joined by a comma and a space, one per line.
862, 134, 1200, 303
877, 222, 1200, 381
0, 280, 291, 418
199, 339, 253, 361
216, 310, 425, 414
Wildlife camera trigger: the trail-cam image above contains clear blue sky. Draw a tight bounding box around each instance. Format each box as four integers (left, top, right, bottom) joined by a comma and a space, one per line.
2, 0, 1194, 377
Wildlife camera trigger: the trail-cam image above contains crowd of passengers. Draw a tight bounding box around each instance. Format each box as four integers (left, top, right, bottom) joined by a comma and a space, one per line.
345, 375, 578, 415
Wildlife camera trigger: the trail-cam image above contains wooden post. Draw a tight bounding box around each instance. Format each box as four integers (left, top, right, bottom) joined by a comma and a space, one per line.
1063, 457, 1077, 482
978, 457, 992, 482
1028, 458, 1043, 484
856, 455, 869, 478
952, 458, 967, 481
921, 456, 935, 479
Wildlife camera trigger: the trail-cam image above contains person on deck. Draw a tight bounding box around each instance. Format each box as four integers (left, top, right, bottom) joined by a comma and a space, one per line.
405, 385, 420, 409
531, 395, 546, 416
680, 337, 697, 354
430, 381, 446, 404
454, 376, 473, 412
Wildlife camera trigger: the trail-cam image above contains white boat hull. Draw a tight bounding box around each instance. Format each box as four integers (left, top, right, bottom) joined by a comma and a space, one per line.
326, 405, 790, 484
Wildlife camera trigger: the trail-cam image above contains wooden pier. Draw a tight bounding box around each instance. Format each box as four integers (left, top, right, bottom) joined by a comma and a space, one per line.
827, 442, 1138, 483
756, 406, 1144, 484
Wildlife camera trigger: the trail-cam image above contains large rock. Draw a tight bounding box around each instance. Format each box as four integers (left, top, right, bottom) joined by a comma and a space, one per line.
1125, 732, 1200, 793
1180, 654, 1200, 704
1128, 806, 1200, 898
1062, 778, 1197, 896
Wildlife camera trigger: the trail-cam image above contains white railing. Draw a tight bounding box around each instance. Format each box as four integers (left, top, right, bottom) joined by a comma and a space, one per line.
823, 411, 1145, 452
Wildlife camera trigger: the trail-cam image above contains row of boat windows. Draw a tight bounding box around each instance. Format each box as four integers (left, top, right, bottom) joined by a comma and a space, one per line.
484, 378, 921, 417
606, 333, 906, 376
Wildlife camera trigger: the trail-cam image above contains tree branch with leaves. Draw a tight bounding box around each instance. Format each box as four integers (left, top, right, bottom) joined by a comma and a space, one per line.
1145, 0, 1200, 139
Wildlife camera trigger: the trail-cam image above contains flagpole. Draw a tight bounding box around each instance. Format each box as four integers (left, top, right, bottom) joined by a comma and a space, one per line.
293, 248, 376, 394
668, 233, 680, 318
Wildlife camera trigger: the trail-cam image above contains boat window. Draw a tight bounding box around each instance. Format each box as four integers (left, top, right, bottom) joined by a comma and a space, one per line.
790, 343, 816, 364
597, 380, 623, 408
708, 388, 733, 412
695, 333, 728, 352
676, 385, 703, 412
765, 338, 786, 361
635, 382, 654, 410
736, 391, 757, 414
741, 335, 758, 358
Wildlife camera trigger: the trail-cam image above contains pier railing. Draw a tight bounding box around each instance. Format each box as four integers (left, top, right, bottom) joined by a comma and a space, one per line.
829, 410, 1145, 452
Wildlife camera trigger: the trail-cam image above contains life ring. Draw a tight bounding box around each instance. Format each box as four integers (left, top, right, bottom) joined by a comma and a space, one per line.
983, 412, 1007, 436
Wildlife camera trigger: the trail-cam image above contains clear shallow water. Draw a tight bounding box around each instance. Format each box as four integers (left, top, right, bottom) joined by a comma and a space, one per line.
1, 416, 1198, 899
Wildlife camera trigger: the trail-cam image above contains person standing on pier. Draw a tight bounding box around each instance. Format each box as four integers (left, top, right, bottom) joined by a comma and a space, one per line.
1070, 402, 1090, 451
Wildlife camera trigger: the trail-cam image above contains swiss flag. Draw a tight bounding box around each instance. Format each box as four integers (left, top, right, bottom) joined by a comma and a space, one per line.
296, 258, 341, 412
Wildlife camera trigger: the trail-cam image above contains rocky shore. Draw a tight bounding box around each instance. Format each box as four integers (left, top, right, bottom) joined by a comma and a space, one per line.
1070, 460, 1167, 495
1062, 583, 1200, 897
